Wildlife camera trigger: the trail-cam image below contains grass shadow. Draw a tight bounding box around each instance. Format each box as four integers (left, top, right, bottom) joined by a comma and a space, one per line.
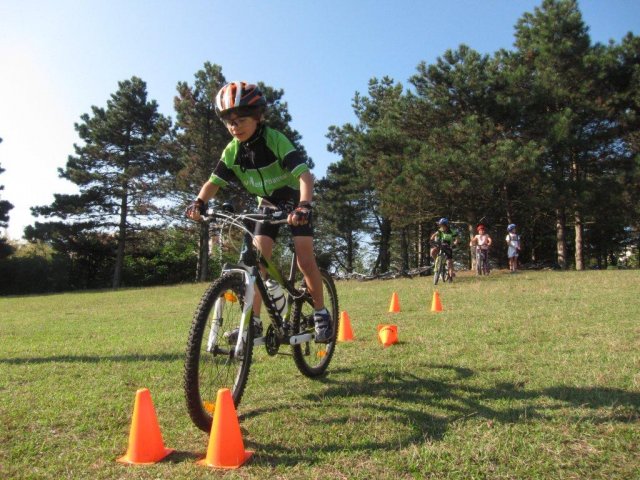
242, 362, 640, 466
0, 352, 184, 364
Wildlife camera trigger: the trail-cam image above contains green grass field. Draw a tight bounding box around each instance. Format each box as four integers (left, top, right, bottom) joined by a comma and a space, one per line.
1, 270, 638, 479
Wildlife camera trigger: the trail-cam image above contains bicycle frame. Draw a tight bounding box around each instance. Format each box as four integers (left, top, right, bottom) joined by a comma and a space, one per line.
436, 249, 449, 274
205, 210, 313, 355
432, 240, 453, 285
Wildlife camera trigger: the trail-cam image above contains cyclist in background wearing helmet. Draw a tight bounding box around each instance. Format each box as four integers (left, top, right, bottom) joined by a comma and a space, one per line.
430, 218, 459, 281
506, 224, 521, 273
470, 224, 493, 275
186, 81, 333, 343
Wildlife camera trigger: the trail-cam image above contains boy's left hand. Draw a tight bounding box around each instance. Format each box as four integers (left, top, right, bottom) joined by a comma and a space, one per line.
288, 204, 311, 226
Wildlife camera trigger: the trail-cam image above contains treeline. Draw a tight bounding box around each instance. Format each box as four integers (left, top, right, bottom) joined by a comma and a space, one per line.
316, 0, 639, 274
1, 0, 638, 295
1, 61, 316, 293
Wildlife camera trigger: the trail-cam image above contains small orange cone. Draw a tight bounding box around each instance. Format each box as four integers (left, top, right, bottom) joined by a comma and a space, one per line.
117, 388, 174, 465
388, 292, 401, 313
377, 324, 398, 347
338, 311, 354, 341
431, 290, 443, 312
197, 388, 253, 469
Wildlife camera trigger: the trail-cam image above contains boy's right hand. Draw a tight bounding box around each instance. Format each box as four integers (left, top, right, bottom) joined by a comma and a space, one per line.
185, 198, 207, 221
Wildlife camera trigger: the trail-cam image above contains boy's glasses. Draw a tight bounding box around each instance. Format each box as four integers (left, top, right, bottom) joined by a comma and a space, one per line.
222, 116, 251, 127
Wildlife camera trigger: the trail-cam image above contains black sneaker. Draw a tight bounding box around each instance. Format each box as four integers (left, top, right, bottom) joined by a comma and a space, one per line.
225, 317, 262, 344
313, 309, 333, 343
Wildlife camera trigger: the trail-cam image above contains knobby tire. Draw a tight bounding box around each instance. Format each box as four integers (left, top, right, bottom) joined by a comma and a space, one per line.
292, 269, 339, 377
184, 273, 254, 432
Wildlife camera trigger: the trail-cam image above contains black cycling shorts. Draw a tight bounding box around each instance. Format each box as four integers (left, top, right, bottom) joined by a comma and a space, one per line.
254, 207, 313, 240
441, 244, 453, 259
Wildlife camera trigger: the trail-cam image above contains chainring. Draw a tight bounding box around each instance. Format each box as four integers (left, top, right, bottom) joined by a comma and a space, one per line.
264, 324, 280, 356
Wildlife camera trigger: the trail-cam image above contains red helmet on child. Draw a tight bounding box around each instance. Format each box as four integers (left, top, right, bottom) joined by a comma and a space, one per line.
477, 224, 486, 232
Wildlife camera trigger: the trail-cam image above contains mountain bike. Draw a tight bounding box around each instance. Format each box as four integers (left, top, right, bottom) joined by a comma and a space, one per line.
184, 207, 339, 432
432, 241, 452, 285
475, 246, 490, 275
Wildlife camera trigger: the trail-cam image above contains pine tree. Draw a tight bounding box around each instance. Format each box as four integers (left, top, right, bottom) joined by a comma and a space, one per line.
315, 154, 367, 274
173, 63, 230, 281
31, 77, 176, 287
513, 0, 596, 269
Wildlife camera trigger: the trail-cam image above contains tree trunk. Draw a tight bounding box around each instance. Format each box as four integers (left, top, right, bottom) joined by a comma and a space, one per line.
503, 184, 514, 226
112, 190, 128, 289
196, 223, 210, 281
556, 207, 567, 270
468, 223, 475, 271
374, 217, 392, 274
574, 207, 584, 270
400, 226, 409, 271
346, 234, 353, 273
571, 156, 584, 271
417, 222, 425, 267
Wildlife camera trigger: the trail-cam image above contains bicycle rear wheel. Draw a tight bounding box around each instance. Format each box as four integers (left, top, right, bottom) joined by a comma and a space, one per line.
482, 251, 490, 274
292, 269, 339, 378
184, 273, 254, 432
443, 260, 451, 282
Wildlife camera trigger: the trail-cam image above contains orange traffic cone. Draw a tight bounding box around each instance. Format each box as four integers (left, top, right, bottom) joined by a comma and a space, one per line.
377, 324, 398, 347
388, 292, 401, 313
338, 311, 354, 341
117, 388, 174, 464
431, 290, 443, 312
197, 388, 253, 469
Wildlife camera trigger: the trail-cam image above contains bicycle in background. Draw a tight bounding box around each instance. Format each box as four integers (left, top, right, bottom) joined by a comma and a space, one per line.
475, 246, 491, 275
432, 240, 453, 285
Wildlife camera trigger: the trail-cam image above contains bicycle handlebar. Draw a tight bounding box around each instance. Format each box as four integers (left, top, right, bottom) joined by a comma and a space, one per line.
430, 240, 455, 247
201, 208, 290, 225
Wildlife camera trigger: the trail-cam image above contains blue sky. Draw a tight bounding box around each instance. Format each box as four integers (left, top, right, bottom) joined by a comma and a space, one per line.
1, 0, 638, 240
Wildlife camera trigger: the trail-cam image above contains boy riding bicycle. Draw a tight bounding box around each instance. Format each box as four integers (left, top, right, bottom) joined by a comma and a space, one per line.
430, 218, 459, 280
185, 81, 332, 343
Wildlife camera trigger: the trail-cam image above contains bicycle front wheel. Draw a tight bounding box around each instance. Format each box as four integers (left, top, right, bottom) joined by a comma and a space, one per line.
292, 268, 339, 378
476, 252, 483, 275
184, 273, 254, 432
434, 255, 442, 285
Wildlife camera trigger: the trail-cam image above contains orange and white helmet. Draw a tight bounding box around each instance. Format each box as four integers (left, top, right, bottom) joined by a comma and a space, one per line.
215, 81, 266, 118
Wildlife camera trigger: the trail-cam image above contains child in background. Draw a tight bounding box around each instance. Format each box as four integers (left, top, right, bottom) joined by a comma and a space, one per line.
470, 224, 492, 274
506, 224, 521, 273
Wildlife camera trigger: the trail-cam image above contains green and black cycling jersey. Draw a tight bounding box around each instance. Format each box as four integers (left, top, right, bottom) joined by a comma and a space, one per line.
435, 229, 458, 245
209, 124, 309, 204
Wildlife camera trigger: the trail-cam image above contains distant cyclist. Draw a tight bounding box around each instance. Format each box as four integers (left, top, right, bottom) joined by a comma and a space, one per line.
470, 224, 492, 275
430, 218, 459, 280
